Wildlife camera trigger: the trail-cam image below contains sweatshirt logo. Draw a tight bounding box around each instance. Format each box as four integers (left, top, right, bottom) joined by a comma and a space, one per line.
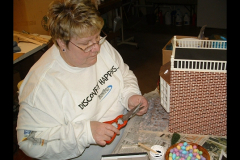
98, 85, 112, 101
78, 66, 119, 110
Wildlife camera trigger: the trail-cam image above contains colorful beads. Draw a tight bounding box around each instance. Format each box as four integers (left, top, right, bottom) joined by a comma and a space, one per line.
168, 142, 207, 160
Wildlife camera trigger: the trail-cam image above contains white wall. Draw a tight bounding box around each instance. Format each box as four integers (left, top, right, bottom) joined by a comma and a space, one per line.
197, 0, 226, 29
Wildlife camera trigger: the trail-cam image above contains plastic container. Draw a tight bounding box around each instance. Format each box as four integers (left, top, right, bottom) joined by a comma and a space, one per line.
183, 13, 190, 25
212, 36, 227, 48
192, 13, 197, 26
176, 14, 182, 26
176, 9, 182, 19
159, 10, 163, 24
171, 10, 176, 25
149, 145, 165, 160
165, 11, 171, 25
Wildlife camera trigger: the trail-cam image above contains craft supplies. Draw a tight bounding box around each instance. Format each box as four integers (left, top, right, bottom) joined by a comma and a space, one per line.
165, 11, 171, 25
171, 132, 180, 145
184, 13, 190, 25
149, 145, 165, 160
138, 142, 158, 154
165, 142, 210, 160
13, 31, 49, 46
176, 14, 182, 26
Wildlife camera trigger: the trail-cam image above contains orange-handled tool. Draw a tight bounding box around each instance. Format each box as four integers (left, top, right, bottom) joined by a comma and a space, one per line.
104, 103, 143, 144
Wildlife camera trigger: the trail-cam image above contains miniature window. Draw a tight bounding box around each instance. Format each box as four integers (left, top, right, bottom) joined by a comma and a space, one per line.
160, 76, 170, 112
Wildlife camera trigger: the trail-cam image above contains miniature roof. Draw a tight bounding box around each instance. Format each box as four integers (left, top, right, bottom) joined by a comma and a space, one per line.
174, 48, 227, 61
159, 61, 170, 85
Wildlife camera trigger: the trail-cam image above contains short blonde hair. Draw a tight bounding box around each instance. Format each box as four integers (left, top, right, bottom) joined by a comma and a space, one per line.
47, 0, 104, 48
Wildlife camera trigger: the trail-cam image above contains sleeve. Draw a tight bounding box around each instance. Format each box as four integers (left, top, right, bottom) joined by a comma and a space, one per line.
17, 103, 96, 159
101, 41, 142, 110
16, 77, 96, 159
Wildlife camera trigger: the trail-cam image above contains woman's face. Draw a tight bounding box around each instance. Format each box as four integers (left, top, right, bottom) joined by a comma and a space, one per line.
58, 31, 101, 68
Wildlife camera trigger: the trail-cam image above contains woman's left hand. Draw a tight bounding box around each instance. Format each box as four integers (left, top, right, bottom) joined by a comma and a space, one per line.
128, 95, 149, 116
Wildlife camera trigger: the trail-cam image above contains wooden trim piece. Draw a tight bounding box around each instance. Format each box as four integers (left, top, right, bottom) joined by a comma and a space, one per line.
13, 53, 25, 61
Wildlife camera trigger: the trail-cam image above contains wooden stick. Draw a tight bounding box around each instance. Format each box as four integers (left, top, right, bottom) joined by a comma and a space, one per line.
14, 31, 49, 43
13, 34, 43, 45
138, 142, 159, 154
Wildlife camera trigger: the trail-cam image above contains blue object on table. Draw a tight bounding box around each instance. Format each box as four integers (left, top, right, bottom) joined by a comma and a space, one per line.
212, 36, 227, 49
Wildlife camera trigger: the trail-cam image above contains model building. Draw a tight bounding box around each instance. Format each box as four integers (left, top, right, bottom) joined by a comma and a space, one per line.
159, 36, 227, 136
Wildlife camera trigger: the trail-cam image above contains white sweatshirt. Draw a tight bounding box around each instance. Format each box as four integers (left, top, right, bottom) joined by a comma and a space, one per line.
16, 40, 141, 159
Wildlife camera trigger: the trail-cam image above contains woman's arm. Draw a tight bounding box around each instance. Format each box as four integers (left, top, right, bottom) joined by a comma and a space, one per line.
16, 103, 95, 159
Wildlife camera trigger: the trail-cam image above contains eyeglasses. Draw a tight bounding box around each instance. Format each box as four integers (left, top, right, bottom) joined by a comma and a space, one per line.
69, 30, 107, 53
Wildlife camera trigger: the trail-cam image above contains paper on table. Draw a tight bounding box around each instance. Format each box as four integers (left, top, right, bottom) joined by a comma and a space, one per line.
112, 89, 227, 160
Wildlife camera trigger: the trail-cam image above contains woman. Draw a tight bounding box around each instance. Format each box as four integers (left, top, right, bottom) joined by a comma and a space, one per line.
16, 0, 149, 159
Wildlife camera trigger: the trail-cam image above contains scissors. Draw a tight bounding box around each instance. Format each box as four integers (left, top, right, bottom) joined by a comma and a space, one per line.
104, 103, 143, 144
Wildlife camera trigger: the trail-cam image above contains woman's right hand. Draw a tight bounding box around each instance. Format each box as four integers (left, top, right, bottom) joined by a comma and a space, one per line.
90, 121, 120, 146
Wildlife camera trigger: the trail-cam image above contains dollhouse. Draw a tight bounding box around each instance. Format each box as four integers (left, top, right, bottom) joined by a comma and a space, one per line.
159, 36, 227, 136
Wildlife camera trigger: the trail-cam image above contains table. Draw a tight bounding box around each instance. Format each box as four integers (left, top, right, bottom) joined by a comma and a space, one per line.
13, 35, 52, 64
13, 35, 52, 79
112, 89, 227, 160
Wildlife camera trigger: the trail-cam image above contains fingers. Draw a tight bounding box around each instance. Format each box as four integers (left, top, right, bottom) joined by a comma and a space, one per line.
105, 124, 120, 135
101, 124, 119, 145
136, 105, 147, 115
98, 139, 107, 146
128, 95, 149, 116
137, 106, 148, 115
90, 121, 120, 146
128, 95, 148, 108
98, 132, 114, 146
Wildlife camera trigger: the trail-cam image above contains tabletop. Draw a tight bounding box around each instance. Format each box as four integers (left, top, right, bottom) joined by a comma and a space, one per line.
13, 34, 52, 64
112, 89, 227, 160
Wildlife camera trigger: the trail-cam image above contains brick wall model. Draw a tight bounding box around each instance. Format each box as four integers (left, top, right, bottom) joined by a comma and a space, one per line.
168, 71, 227, 136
